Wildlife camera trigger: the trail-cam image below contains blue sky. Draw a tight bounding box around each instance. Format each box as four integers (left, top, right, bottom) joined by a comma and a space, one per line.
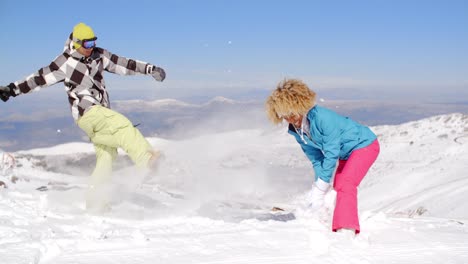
0, 0, 467, 103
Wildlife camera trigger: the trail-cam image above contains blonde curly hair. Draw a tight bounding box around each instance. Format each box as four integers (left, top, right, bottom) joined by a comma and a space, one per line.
265, 79, 316, 124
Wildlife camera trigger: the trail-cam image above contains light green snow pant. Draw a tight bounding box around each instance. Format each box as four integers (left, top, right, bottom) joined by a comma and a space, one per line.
77, 105, 153, 211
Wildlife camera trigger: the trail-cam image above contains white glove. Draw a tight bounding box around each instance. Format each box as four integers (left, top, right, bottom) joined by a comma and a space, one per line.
309, 178, 330, 211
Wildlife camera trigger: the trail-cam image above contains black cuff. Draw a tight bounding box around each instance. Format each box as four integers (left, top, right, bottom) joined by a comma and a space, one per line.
7, 83, 17, 97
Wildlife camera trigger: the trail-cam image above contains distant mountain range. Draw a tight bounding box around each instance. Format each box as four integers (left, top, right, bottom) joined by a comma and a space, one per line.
1, 96, 467, 151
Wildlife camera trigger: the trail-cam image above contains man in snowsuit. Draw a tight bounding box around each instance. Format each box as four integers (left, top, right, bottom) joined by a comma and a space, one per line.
0, 22, 166, 211
266, 79, 380, 235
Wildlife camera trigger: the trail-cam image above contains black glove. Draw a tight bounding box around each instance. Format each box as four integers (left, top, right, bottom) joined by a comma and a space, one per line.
0, 85, 13, 102
151, 66, 166, 82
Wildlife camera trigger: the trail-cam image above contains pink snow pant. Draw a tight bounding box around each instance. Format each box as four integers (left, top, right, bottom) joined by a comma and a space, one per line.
332, 139, 380, 234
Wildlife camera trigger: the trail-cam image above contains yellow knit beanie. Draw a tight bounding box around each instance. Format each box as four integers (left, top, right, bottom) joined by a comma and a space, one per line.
72, 23, 96, 49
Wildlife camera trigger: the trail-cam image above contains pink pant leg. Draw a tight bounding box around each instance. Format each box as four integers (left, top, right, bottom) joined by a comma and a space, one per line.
332, 139, 380, 233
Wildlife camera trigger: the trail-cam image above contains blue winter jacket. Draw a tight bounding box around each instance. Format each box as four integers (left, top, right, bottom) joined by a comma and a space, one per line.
288, 105, 377, 184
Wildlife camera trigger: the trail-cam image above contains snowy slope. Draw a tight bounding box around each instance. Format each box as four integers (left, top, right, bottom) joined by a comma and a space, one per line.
361, 113, 468, 219
0, 113, 467, 264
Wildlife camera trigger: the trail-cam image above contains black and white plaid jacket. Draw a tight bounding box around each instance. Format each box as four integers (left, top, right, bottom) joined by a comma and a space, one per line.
7, 34, 155, 121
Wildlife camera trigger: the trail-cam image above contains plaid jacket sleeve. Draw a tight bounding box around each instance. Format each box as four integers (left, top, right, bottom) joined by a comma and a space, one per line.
8, 54, 67, 96
101, 49, 153, 76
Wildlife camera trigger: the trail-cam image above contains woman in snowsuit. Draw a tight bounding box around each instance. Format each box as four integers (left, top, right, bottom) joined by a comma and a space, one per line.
0, 23, 166, 211
266, 79, 380, 234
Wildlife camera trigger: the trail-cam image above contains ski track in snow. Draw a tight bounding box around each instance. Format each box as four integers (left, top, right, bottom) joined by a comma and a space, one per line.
1, 113, 467, 263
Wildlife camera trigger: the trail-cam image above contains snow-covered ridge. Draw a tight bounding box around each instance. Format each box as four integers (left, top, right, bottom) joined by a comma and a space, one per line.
373, 112, 468, 142
113, 98, 196, 111
203, 96, 237, 105
18, 142, 95, 156
113, 96, 240, 111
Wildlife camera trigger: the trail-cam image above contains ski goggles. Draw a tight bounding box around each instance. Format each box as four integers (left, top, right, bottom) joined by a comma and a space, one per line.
81, 37, 97, 49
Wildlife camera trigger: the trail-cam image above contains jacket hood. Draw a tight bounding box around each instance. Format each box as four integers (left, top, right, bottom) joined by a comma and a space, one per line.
64, 33, 87, 60
64, 33, 74, 53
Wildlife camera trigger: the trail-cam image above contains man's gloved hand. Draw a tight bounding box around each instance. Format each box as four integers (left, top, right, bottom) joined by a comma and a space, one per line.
308, 179, 330, 211
0, 85, 13, 102
150, 66, 166, 82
